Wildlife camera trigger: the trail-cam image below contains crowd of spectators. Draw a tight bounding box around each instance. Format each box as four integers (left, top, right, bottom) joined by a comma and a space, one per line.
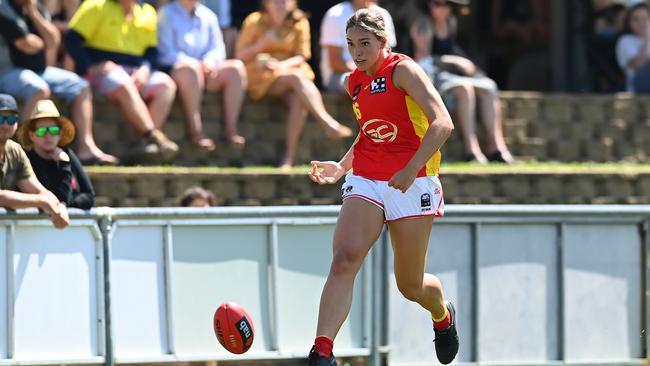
4, 0, 650, 219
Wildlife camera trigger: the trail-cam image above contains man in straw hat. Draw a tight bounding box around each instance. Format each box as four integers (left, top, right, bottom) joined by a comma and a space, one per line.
0, 93, 69, 228
17, 99, 96, 210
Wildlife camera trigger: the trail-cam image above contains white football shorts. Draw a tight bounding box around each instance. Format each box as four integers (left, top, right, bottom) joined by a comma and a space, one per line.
341, 173, 445, 222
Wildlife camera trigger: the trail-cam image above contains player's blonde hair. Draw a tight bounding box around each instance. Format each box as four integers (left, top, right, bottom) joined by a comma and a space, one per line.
345, 8, 389, 47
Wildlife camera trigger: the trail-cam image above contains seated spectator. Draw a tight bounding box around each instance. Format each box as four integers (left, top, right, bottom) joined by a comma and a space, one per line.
584, 0, 626, 92
202, 0, 238, 58
0, 94, 68, 228
17, 99, 95, 209
158, 0, 246, 150
411, 0, 513, 163
489, 0, 551, 91
236, 0, 352, 168
0, 0, 117, 165
42, 0, 79, 70
179, 185, 216, 206
319, 0, 396, 92
616, 2, 650, 92
63, 0, 180, 162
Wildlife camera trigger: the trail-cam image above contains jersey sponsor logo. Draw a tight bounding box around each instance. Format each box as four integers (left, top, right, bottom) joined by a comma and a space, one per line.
361, 119, 398, 143
369, 77, 387, 94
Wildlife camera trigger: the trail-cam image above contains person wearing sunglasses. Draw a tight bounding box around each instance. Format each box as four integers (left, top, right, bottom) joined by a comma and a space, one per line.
17, 99, 95, 210
0, 94, 69, 228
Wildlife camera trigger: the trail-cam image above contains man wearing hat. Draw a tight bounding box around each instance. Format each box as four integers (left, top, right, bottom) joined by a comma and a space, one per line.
0, 93, 69, 228
17, 99, 96, 210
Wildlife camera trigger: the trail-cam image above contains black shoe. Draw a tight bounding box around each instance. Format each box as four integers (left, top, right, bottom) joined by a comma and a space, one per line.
485, 150, 514, 164
308, 346, 337, 366
434, 302, 459, 364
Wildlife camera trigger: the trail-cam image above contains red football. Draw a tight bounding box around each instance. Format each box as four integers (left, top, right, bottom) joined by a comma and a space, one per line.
213, 302, 255, 354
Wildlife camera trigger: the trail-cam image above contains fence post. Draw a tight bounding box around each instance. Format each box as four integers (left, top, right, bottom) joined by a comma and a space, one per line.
99, 215, 114, 366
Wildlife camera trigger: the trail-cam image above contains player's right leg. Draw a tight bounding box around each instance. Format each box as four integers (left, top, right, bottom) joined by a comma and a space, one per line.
309, 196, 384, 366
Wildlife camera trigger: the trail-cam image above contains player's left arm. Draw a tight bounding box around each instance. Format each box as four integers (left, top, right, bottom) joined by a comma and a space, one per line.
394, 59, 454, 171
388, 60, 454, 192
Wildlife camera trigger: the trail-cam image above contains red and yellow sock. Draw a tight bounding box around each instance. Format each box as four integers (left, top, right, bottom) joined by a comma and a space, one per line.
432, 307, 450, 330
313, 335, 334, 357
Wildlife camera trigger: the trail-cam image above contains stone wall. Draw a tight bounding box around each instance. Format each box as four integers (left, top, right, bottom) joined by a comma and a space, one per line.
88, 167, 650, 207
84, 92, 650, 166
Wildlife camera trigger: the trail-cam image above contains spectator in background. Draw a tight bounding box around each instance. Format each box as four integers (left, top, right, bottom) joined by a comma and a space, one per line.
179, 185, 216, 206
236, 0, 352, 169
0, 0, 118, 165
17, 99, 95, 209
616, 2, 650, 92
158, 0, 247, 150
489, 0, 551, 90
64, 0, 180, 162
585, 0, 626, 92
202, 0, 237, 58
42, 0, 79, 70
298, 0, 343, 88
0, 94, 68, 228
319, 0, 396, 92
411, 0, 513, 163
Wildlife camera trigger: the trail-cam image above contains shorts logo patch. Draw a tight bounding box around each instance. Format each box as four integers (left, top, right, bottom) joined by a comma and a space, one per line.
421, 193, 431, 210
370, 77, 386, 94
341, 185, 354, 195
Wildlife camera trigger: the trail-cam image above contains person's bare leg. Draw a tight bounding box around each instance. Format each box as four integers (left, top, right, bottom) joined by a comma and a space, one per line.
451, 84, 487, 163
71, 86, 118, 163
206, 59, 246, 145
172, 63, 215, 149
387, 215, 447, 317
22, 88, 50, 119
476, 89, 514, 162
268, 71, 352, 140
281, 92, 307, 169
267, 77, 308, 168
147, 76, 176, 130
315, 198, 385, 338
111, 83, 155, 134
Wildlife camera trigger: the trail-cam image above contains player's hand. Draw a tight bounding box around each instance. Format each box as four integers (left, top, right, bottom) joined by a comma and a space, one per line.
309, 160, 345, 184
388, 165, 419, 193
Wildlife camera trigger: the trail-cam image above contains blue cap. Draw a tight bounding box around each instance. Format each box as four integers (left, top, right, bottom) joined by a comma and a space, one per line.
0, 94, 18, 113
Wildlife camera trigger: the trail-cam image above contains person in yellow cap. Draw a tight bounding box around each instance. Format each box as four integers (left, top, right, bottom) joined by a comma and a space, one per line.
17, 99, 96, 210
0, 94, 68, 228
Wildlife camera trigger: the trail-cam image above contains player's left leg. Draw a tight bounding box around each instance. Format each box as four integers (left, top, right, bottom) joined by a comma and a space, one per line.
388, 217, 458, 364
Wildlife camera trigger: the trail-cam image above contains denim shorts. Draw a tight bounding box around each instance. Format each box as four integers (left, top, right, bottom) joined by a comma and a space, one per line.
0, 66, 88, 102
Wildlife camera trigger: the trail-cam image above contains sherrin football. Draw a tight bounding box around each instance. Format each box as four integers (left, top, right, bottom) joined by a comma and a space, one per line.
213, 302, 254, 354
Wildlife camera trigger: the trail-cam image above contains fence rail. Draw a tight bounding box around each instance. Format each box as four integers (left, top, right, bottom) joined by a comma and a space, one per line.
0, 205, 647, 366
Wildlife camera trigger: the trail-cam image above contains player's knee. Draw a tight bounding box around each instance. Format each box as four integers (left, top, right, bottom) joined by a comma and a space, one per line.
329, 250, 363, 277
397, 282, 423, 302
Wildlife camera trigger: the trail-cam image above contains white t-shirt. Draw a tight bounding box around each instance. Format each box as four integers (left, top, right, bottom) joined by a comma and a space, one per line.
319, 2, 397, 87
616, 34, 646, 91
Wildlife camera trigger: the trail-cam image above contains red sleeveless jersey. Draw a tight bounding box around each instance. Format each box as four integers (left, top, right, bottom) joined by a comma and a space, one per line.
348, 52, 442, 181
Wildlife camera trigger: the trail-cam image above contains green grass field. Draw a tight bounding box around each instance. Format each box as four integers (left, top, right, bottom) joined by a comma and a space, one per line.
85, 162, 650, 175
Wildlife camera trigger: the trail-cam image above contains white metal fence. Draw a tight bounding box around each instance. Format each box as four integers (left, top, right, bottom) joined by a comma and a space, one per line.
0, 205, 648, 366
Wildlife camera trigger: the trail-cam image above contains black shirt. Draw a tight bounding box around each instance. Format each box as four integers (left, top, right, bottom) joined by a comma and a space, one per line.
0, 0, 49, 72
27, 147, 96, 209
